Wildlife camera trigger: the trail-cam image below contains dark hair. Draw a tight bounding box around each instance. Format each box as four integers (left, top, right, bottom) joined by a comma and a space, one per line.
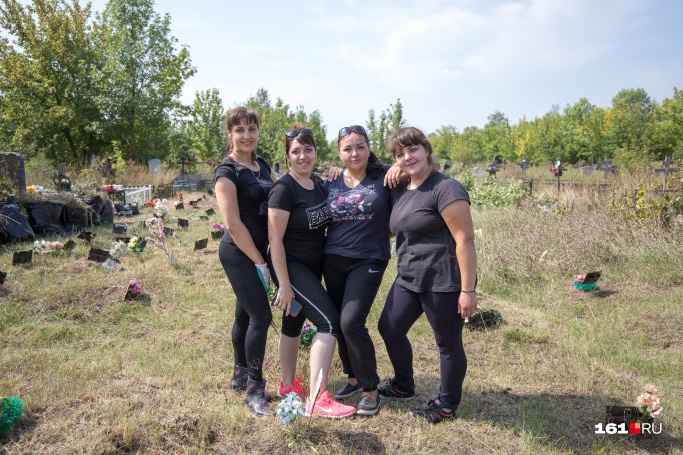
284, 123, 317, 170
387, 127, 434, 166
337, 126, 384, 179
224, 106, 261, 161
285, 122, 317, 154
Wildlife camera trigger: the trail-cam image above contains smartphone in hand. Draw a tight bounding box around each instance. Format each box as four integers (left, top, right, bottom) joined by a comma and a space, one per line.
272, 295, 302, 318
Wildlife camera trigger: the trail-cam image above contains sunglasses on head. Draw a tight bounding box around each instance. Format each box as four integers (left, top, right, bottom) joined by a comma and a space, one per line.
285, 128, 313, 138
338, 125, 366, 139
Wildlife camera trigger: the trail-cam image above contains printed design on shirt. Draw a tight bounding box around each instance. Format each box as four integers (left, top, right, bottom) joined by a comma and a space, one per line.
307, 200, 331, 230
328, 185, 376, 221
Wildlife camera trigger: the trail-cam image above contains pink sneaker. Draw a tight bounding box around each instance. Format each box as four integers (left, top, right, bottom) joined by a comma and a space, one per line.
278, 377, 306, 398
305, 390, 356, 418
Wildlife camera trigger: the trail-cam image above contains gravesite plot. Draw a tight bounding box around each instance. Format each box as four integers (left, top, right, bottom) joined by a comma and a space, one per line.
1, 160, 680, 455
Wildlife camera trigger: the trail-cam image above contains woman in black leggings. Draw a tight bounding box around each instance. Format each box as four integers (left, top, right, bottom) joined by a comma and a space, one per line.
378, 127, 478, 424
322, 125, 402, 416
269, 124, 356, 418
214, 107, 277, 416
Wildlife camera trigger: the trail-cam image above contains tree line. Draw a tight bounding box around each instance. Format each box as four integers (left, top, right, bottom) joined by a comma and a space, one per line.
429, 88, 683, 171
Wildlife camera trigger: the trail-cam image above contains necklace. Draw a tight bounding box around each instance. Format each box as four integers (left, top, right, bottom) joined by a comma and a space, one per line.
230, 154, 260, 180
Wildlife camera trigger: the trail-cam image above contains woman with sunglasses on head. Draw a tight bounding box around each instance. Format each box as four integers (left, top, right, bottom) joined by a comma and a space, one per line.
322, 125, 402, 416
377, 126, 477, 424
268, 124, 356, 418
213, 106, 278, 416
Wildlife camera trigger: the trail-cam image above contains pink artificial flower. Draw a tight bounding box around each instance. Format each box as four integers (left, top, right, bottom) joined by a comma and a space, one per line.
129, 278, 138, 287
574, 274, 586, 283
132, 285, 142, 294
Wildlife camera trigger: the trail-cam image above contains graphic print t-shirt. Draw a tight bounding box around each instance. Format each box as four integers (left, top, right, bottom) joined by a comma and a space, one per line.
323, 166, 392, 260
268, 173, 331, 266
390, 170, 470, 293
213, 155, 274, 250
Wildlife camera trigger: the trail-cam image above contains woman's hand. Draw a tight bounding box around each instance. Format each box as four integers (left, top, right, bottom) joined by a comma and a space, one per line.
383, 163, 405, 188
273, 284, 296, 316
458, 292, 478, 319
328, 166, 343, 181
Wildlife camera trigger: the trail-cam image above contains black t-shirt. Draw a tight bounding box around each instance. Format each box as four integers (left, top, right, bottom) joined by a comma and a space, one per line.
268, 173, 331, 266
323, 166, 392, 260
213, 155, 274, 251
389, 170, 470, 292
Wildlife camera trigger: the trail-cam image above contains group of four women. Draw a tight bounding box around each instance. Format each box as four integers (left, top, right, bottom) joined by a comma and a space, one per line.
214, 106, 477, 424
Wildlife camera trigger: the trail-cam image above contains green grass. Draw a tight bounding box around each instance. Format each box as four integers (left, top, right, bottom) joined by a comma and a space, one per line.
0, 190, 681, 454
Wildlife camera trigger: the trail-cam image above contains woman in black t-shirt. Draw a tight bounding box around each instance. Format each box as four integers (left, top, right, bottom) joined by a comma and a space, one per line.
268, 125, 356, 418
377, 127, 478, 424
214, 107, 277, 417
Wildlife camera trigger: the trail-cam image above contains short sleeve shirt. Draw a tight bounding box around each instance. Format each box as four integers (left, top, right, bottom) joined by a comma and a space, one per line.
323, 167, 392, 260
268, 174, 331, 266
389, 170, 470, 292
213, 155, 274, 251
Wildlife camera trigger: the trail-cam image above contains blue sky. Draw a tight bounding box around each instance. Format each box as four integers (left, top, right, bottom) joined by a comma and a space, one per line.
86, 0, 682, 139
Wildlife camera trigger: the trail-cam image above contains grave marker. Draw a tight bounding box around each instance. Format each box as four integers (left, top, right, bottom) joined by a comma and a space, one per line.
518, 157, 531, 180
78, 231, 95, 242
12, 250, 32, 265
194, 238, 208, 251
178, 218, 189, 229
205, 208, 215, 216
115, 237, 131, 244
0, 271, 6, 285
175, 202, 184, 210
163, 227, 175, 237
0, 152, 27, 194
597, 158, 617, 181
654, 156, 680, 186
551, 160, 567, 191
112, 223, 128, 234
88, 248, 111, 263
63, 239, 77, 251
148, 159, 161, 176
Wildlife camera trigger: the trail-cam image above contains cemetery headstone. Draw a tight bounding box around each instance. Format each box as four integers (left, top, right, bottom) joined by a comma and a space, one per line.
0, 152, 26, 194
88, 248, 111, 263
597, 158, 617, 180
0, 271, 6, 285
178, 218, 189, 229
175, 202, 184, 210
148, 159, 161, 176
580, 165, 594, 176
12, 250, 32, 265
113, 223, 128, 234
115, 237, 131, 244
163, 227, 175, 237
199, 215, 209, 221
473, 167, 483, 177
194, 238, 208, 251
205, 208, 215, 216
63, 239, 77, 251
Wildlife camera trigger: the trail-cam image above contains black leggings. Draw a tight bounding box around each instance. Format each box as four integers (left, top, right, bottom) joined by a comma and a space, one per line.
218, 239, 272, 382
276, 261, 340, 338
378, 280, 467, 408
323, 254, 387, 391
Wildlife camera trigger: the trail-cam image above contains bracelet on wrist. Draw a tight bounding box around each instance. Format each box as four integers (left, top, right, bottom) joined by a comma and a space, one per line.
461, 289, 476, 294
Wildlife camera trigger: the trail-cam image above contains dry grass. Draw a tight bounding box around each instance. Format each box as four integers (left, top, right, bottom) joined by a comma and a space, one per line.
0, 188, 682, 454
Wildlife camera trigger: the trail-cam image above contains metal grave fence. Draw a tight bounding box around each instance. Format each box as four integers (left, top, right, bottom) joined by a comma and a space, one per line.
124, 186, 153, 205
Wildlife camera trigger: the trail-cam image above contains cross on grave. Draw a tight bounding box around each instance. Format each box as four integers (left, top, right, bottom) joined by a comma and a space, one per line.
486, 159, 499, 177
551, 160, 567, 191
654, 156, 680, 186
597, 158, 617, 180
518, 157, 531, 180
177, 158, 192, 175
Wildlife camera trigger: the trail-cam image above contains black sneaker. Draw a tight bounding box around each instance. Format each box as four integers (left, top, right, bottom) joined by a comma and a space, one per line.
410, 398, 457, 423
378, 380, 415, 401
356, 395, 381, 416
333, 382, 361, 400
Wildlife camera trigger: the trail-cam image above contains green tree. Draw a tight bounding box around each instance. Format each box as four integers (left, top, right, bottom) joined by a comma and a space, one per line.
187, 88, 225, 164
94, 0, 195, 162
365, 99, 405, 162
652, 87, 683, 161
0, 0, 105, 163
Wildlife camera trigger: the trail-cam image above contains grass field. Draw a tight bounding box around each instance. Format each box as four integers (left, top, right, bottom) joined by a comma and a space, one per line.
1, 186, 681, 454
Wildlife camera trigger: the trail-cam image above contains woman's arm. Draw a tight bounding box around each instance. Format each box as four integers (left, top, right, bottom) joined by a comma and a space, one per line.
441, 199, 478, 319
215, 176, 265, 265
383, 163, 408, 188
268, 207, 296, 316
